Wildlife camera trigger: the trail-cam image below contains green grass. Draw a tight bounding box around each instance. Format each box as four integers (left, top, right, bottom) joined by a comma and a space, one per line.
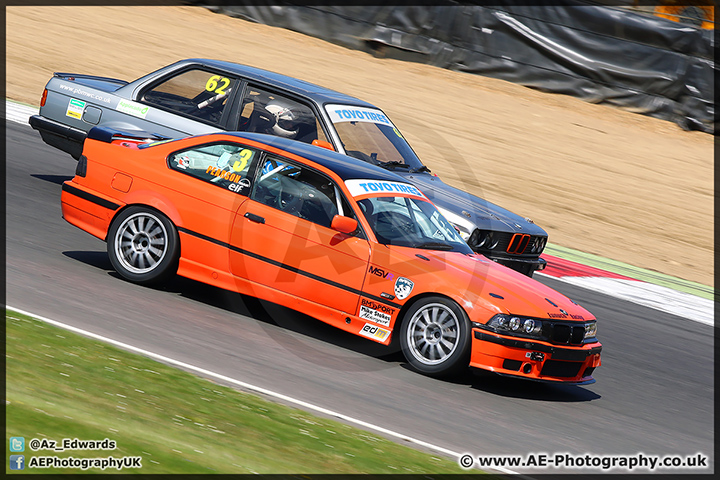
6, 310, 476, 474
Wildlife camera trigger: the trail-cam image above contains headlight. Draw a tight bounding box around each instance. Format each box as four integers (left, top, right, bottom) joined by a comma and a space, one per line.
485, 314, 543, 338
584, 322, 597, 339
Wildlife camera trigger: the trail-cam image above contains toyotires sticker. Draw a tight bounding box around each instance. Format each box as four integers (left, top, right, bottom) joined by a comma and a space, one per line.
345, 179, 425, 199
325, 104, 394, 126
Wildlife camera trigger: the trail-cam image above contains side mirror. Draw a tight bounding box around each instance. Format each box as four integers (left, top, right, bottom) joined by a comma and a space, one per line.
312, 139, 335, 151
331, 215, 357, 235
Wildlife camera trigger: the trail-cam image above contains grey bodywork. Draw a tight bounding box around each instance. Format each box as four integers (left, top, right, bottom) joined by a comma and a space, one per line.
30, 58, 548, 275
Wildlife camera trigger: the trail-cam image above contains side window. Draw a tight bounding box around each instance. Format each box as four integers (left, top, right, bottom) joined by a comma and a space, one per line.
142, 69, 238, 125
252, 156, 345, 228
168, 142, 257, 196
237, 86, 329, 146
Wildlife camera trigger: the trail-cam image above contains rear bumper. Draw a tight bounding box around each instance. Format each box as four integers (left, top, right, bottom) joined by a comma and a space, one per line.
29, 115, 87, 159
470, 329, 602, 384
61, 181, 122, 240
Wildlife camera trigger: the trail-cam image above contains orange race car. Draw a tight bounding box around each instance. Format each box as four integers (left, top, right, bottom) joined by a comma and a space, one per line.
61, 128, 601, 383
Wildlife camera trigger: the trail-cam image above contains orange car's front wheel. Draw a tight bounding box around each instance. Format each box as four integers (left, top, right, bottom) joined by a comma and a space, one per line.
107, 206, 179, 286
400, 296, 471, 377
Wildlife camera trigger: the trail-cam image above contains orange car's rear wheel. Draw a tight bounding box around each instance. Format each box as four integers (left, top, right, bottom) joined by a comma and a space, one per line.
400, 296, 471, 377
107, 206, 179, 285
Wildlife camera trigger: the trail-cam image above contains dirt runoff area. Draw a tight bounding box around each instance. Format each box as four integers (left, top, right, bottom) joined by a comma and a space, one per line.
7, 6, 714, 287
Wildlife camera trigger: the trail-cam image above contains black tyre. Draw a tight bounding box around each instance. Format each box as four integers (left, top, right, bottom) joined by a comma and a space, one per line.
399, 296, 471, 377
107, 206, 179, 285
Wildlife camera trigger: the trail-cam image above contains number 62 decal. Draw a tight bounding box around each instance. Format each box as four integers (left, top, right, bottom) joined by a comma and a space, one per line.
205, 75, 231, 95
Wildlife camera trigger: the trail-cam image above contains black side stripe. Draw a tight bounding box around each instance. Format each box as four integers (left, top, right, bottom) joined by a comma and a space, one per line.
177, 226, 402, 309
62, 183, 121, 211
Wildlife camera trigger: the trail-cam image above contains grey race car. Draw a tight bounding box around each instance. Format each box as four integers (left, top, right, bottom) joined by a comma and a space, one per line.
29, 58, 547, 275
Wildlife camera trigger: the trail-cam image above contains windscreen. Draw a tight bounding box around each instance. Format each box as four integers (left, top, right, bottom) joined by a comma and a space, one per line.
344, 181, 471, 254
325, 104, 424, 171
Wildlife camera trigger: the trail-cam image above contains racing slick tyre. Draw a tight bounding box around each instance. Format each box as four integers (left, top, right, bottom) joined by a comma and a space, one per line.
399, 296, 471, 377
107, 206, 179, 286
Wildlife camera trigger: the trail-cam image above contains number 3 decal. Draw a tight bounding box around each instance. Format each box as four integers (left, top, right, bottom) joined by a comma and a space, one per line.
232, 149, 254, 172
205, 75, 231, 95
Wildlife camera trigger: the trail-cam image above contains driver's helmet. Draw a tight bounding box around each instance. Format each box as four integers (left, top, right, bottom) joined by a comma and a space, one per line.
264, 100, 301, 139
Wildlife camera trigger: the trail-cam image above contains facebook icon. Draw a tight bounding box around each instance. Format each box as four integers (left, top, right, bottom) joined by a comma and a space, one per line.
10, 455, 25, 470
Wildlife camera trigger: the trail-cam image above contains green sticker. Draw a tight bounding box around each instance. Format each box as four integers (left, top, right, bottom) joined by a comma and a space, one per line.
117, 99, 150, 119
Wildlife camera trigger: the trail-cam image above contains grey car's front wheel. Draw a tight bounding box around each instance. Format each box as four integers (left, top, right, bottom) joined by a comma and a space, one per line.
400, 296, 471, 377
107, 206, 179, 285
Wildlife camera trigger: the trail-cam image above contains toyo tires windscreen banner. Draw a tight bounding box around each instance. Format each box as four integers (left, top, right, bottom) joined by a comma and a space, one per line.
194, 0, 715, 134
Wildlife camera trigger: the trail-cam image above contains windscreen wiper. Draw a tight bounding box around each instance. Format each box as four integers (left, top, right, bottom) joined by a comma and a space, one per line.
380, 161, 412, 170
413, 241, 455, 251
410, 165, 432, 174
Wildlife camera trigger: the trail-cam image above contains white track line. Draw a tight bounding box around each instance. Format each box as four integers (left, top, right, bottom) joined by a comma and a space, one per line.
6, 305, 521, 475
541, 275, 714, 326
6, 100, 37, 123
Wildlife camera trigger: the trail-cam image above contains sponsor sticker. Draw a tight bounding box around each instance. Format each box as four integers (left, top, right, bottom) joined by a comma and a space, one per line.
116, 99, 150, 119
325, 104, 393, 126
359, 305, 392, 327
345, 179, 425, 199
368, 265, 394, 280
66, 99, 85, 119
358, 323, 390, 341
394, 277, 414, 300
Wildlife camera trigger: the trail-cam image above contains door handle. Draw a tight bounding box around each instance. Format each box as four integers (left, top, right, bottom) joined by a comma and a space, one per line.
244, 212, 265, 224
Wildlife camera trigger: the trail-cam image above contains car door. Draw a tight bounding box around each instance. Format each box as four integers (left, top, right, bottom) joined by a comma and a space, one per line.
230, 154, 370, 315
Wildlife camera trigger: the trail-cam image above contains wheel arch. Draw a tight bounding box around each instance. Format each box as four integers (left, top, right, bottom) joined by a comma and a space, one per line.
107, 194, 183, 240
107, 201, 182, 259
393, 291, 468, 337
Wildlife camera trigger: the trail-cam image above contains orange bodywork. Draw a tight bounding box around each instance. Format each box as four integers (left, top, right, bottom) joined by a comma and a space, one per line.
62, 132, 601, 383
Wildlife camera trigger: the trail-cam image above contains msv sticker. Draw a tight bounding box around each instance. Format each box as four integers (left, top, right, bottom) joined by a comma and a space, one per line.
394, 277, 414, 300
345, 179, 425, 199
325, 104, 393, 126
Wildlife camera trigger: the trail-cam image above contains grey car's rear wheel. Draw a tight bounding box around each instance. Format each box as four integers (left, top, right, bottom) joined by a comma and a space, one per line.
107, 206, 179, 285
400, 296, 471, 377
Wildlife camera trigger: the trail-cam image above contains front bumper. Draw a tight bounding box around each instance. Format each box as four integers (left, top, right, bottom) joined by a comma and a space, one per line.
470, 329, 602, 384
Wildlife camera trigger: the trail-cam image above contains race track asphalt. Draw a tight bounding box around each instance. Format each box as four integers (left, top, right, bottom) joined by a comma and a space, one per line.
6, 122, 714, 474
